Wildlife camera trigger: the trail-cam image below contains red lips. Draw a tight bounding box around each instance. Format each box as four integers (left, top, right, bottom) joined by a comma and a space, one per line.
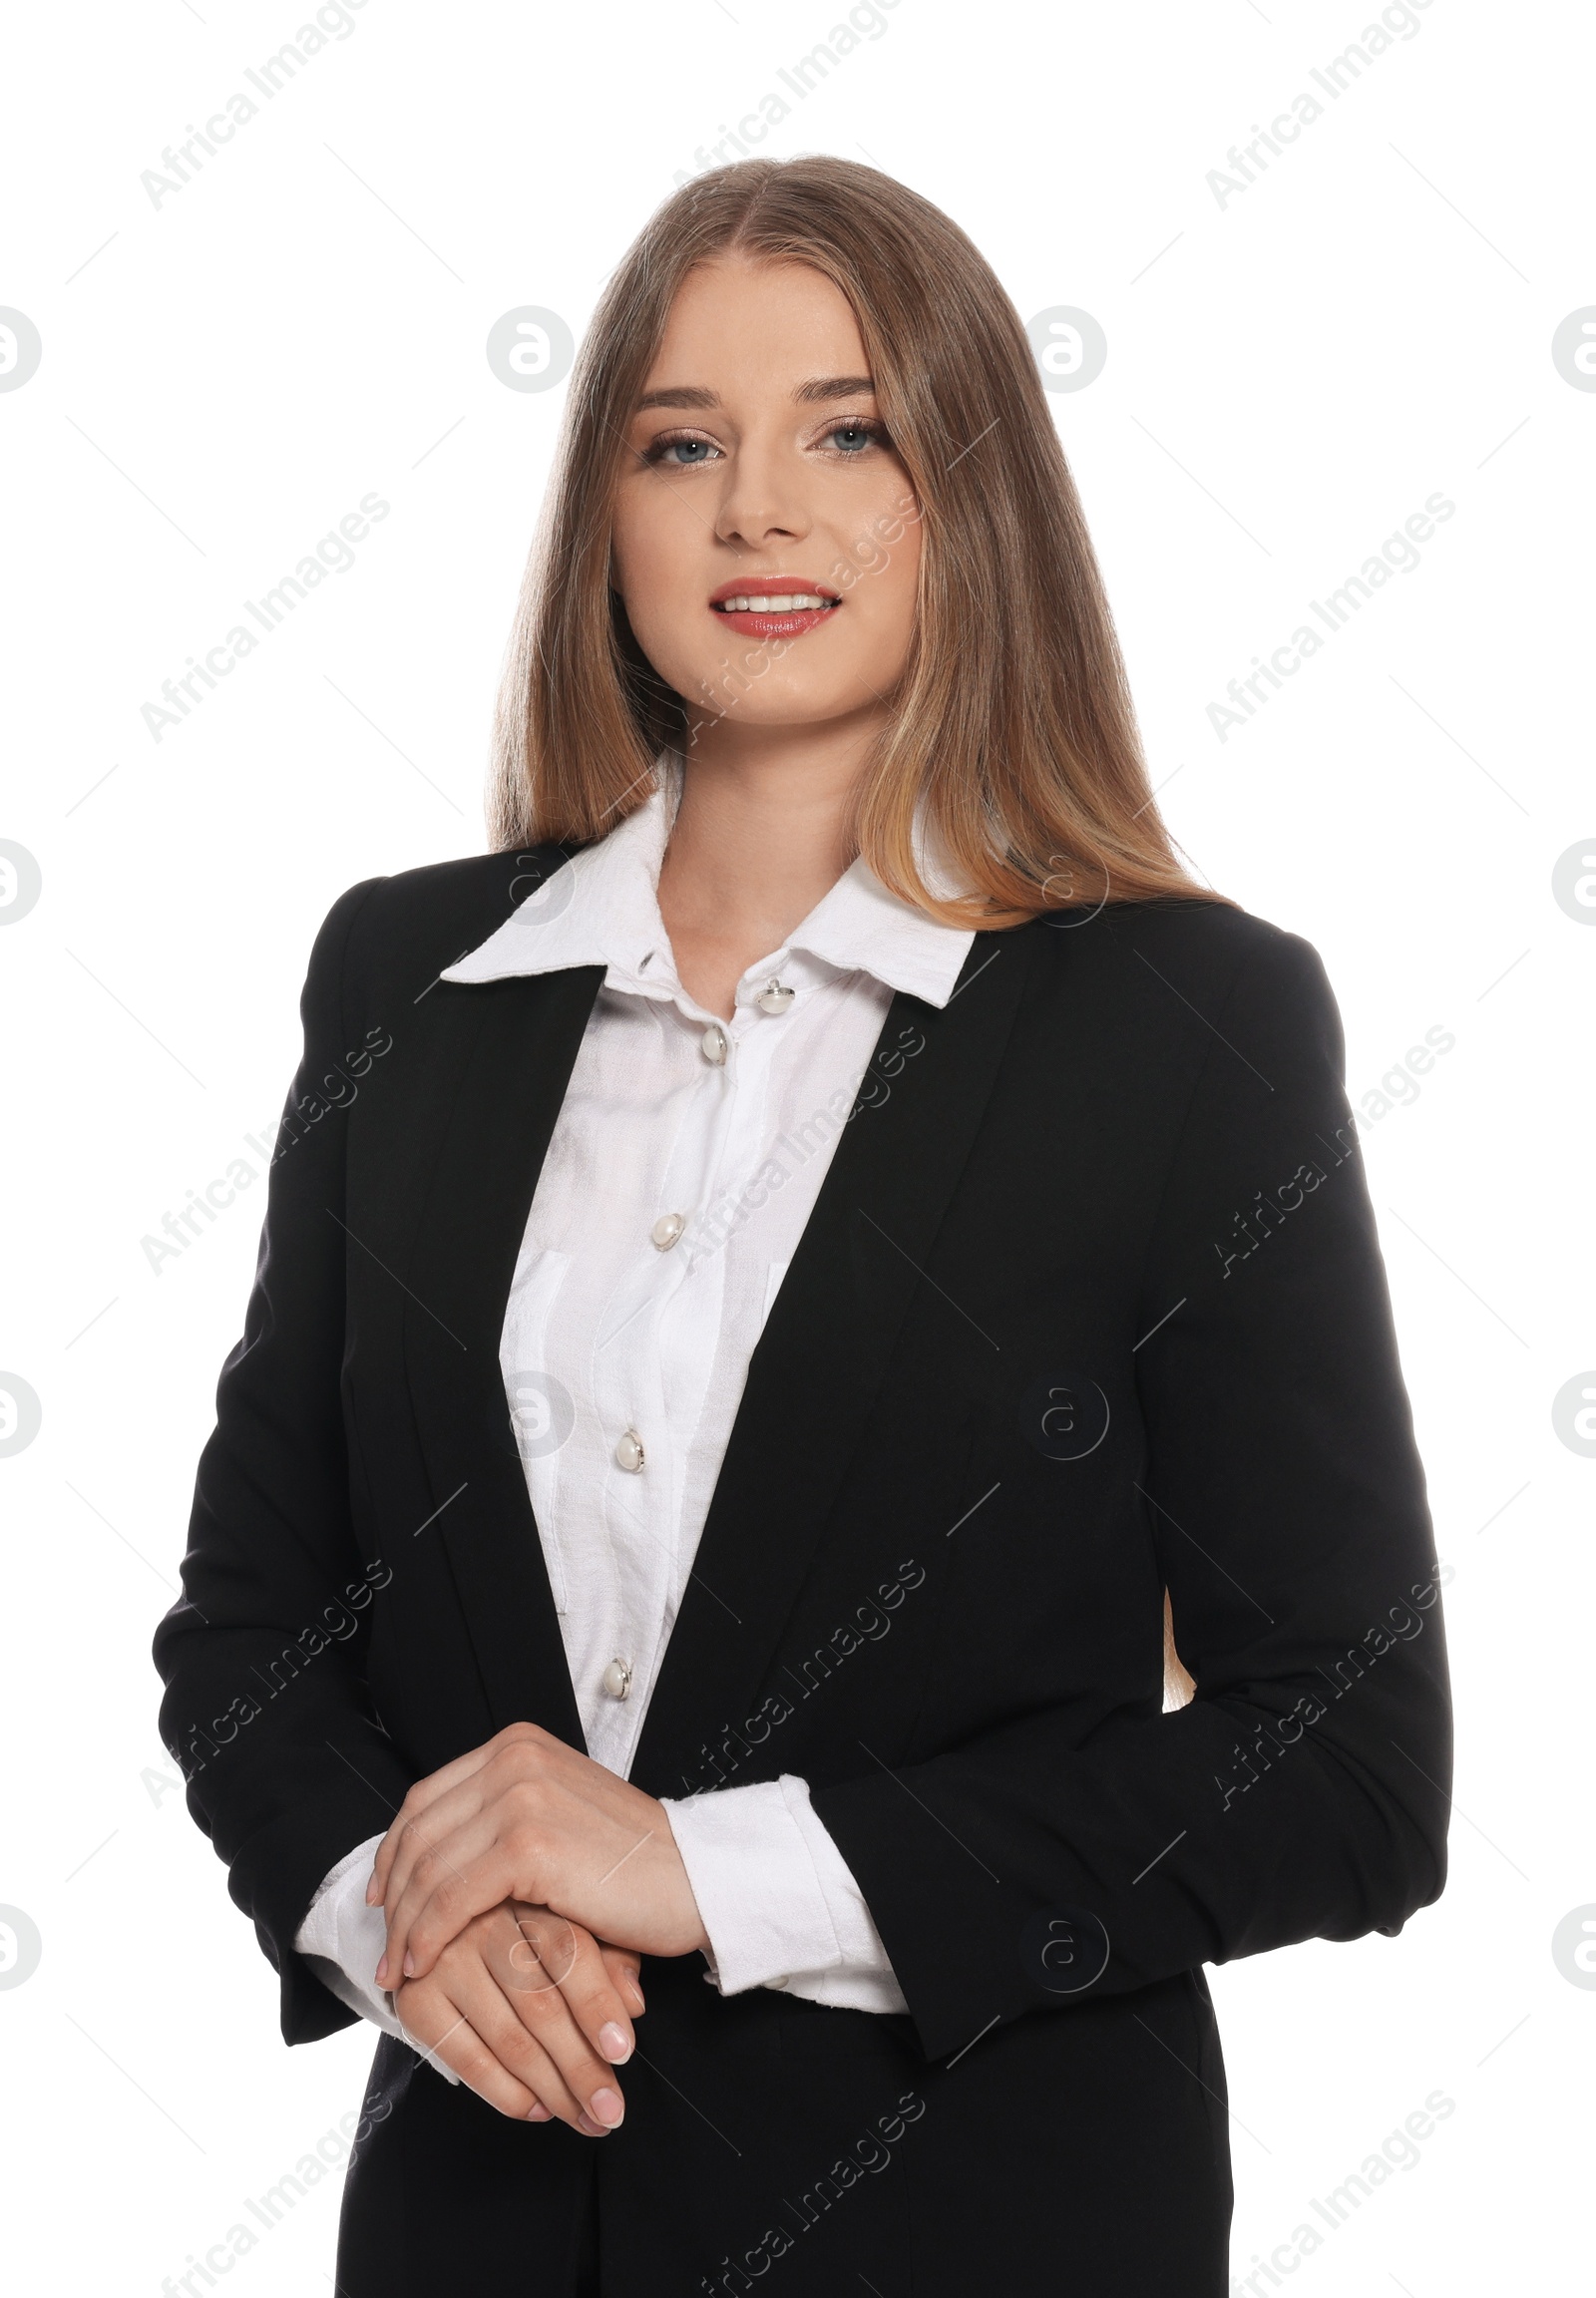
708, 574, 842, 642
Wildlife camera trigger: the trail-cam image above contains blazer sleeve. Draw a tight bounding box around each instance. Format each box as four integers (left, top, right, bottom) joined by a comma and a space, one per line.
809, 927, 1452, 2062
152, 877, 418, 2046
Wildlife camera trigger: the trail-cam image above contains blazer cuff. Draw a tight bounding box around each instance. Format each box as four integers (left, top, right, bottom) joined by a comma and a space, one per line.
293, 1832, 459, 2084
660, 1773, 906, 2010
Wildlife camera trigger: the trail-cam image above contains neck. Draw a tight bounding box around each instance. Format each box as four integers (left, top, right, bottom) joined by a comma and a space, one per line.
654, 711, 884, 1013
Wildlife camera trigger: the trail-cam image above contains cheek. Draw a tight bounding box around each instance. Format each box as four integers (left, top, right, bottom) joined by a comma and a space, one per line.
608, 490, 671, 607
844, 509, 921, 646
610, 503, 704, 665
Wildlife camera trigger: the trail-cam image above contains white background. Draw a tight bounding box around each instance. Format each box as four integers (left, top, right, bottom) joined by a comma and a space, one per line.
1, 0, 1590, 2290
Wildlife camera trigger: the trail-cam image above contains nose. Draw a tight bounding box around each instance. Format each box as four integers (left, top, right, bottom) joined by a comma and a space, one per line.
711, 432, 812, 554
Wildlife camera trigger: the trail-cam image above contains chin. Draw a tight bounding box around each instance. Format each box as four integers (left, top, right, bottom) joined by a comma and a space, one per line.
696, 685, 861, 729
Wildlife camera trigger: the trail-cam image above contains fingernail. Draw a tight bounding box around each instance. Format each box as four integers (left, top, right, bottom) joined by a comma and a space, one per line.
576, 2111, 609, 2136
598, 2022, 632, 2065
364, 1878, 378, 1904
622, 1972, 645, 2012
590, 2087, 624, 2128
375, 1956, 389, 1986
527, 2103, 552, 2121
403, 1953, 415, 1977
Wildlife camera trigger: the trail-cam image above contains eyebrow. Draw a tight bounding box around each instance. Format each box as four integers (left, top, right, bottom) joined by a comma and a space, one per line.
632, 374, 877, 413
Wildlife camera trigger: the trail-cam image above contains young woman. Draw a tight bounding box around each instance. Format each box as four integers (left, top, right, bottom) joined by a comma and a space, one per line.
155, 157, 1451, 2296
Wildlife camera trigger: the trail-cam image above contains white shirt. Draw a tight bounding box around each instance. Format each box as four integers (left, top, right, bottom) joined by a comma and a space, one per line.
294, 753, 975, 2045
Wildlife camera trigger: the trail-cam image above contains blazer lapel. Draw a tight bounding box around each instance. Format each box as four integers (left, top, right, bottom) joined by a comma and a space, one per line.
402, 963, 604, 1749
630, 926, 1035, 1794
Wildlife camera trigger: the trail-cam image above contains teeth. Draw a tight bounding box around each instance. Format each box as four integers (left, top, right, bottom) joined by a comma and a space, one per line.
716, 594, 835, 612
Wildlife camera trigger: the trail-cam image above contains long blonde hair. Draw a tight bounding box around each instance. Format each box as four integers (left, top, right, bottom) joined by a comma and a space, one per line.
489, 155, 1230, 931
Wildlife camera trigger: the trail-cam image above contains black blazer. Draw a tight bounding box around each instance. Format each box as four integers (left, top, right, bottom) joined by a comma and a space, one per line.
154, 851, 1451, 2297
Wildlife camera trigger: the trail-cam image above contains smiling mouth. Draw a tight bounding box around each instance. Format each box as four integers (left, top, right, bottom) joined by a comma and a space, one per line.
710, 591, 841, 615
707, 581, 842, 639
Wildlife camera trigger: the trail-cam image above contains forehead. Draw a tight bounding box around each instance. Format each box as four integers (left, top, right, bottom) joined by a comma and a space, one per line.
641, 256, 871, 397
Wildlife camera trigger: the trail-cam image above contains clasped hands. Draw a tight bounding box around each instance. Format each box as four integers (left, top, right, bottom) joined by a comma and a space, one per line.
366, 1723, 708, 2136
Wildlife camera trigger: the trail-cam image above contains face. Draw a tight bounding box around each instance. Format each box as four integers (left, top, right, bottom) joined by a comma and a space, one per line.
609, 255, 922, 745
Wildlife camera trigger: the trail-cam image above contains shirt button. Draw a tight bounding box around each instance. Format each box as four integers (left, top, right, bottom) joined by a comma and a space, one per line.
768, 1975, 789, 1989
701, 1022, 728, 1064
614, 1428, 645, 1473
757, 978, 795, 1014
651, 1212, 687, 1251
601, 1657, 632, 1700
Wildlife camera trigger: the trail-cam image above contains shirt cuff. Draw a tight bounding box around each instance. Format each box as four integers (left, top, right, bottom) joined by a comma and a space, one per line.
292, 1832, 461, 2084
660, 1773, 907, 2011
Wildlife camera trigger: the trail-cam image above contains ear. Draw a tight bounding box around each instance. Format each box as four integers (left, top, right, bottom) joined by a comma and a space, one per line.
1162, 1587, 1196, 1711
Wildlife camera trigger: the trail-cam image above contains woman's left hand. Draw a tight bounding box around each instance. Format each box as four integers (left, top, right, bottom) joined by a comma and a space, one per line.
371, 1723, 708, 1988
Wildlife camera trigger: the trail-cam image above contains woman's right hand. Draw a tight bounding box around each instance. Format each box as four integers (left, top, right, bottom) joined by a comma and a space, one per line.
392, 1900, 645, 2133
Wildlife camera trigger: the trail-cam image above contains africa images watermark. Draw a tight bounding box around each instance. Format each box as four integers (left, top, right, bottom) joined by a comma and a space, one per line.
1209, 1118, 1362, 1285
1228, 2089, 1455, 2296
159, 2096, 393, 2296
1207, 1028, 1456, 1288
699, 2088, 927, 2295
141, 492, 391, 743
140, 0, 378, 210
674, 1556, 929, 1799
670, 0, 906, 188
140, 1122, 282, 1277
685, 487, 923, 732
1204, 0, 1441, 211
140, 1023, 392, 1276
1206, 491, 1455, 743
166, 1558, 393, 1782
682, 1021, 928, 1277
1353, 1021, 1455, 1127
1213, 1556, 1453, 1812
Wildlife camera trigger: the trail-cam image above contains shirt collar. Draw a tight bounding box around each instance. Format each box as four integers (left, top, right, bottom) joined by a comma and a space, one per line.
440, 752, 978, 1011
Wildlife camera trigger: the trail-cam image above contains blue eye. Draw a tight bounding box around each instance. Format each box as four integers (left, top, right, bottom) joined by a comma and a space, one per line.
829, 422, 876, 454
663, 438, 716, 465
